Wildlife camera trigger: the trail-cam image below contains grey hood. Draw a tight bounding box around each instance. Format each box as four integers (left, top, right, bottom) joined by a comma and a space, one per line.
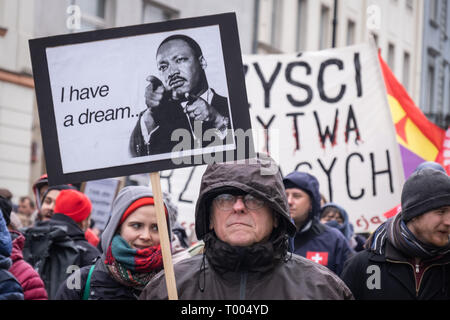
100, 185, 172, 259
195, 154, 297, 240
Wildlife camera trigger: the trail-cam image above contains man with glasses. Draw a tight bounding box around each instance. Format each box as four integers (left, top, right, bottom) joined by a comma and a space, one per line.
140, 155, 353, 300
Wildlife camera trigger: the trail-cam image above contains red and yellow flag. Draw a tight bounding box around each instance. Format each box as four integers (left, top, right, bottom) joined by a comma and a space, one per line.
378, 53, 445, 179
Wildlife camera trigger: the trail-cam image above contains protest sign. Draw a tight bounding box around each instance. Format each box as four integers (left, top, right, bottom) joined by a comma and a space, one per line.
161, 41, 405, 235
30, 12, 253, 301
29, 12, 253, 186
81, 178, 120, 231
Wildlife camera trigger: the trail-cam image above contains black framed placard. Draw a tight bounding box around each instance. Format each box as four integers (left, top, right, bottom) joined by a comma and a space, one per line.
29, 12, 254, 185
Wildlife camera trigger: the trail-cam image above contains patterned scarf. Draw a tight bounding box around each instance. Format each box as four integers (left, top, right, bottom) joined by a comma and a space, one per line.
104, 235, 163, 290
367, 213, 450, 259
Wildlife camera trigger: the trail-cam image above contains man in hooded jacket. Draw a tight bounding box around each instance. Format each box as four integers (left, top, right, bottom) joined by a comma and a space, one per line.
139, 155, 353, 300
283, 171, 354, 276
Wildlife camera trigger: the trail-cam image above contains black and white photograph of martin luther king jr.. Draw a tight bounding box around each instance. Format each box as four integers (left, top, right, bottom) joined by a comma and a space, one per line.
129, 34, 231, 158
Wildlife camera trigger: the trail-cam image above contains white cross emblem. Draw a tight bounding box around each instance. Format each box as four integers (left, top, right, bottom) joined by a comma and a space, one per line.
311, 253, 323, 263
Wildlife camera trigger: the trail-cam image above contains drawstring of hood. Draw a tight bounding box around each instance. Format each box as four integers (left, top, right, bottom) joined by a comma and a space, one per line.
198, 251, 207, 292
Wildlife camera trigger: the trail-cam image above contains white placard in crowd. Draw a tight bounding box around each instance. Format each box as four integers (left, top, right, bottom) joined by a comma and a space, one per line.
83, 178, 120, 231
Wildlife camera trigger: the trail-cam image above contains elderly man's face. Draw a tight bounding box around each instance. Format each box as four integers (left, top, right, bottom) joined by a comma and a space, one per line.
210, 193, 278, 247
407, 206, 450, 247
157, 39, 206, 99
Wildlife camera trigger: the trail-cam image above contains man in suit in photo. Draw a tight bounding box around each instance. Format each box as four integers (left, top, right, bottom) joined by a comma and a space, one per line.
129, 34, 231, 157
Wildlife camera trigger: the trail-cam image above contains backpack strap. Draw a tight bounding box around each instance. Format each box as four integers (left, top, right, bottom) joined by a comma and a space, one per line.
82, 265, 95, 300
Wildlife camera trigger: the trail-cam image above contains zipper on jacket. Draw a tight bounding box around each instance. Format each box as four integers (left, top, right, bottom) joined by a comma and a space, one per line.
239, 272, 247, 300
387, 258, 450, 297
416, 262, 450, 297
386, 259, 420, 296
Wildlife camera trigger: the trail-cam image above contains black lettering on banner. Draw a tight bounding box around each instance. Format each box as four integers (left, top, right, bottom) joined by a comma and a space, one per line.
66, 85, 109, 102
318, 59, 346, 103
295, 161, 313, 171
160, 170, 174, 194
318, 157, 337, 202
256, 115, 276, 155
64, 115, 74, 127
314, 109, 339, 148
345, 104, 361, 145
286, 112, 305, 151
354, 52, 363, 97
346, 152, 365, 200
78, 106, 131, 125
370, 150, 393, 196
178, 166, 197, 204
285, 61, 313, 107
253, 62, 282, 109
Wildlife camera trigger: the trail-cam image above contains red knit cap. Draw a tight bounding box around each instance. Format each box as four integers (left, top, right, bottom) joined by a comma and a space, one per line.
54, 189, 92, 223
119, 197, 168, 226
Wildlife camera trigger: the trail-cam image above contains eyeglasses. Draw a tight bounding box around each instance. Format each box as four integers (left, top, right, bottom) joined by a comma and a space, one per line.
212, 193, 265, 212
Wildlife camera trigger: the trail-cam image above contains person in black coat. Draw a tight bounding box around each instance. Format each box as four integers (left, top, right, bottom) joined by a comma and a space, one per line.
48, 189, 100, 266
341, 168, 450, 299
129, 34, 231, 157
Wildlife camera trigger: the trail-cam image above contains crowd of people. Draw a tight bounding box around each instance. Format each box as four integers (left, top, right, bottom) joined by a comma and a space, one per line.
0, 157, 449, 300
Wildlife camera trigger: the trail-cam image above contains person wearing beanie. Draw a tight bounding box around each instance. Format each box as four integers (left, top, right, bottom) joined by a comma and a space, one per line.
414, 161, 447, 174
22, 189, 100, 299
341, 168, 450, 299
283, 171, 354, 277
48, 189, 100, 266
139, 154, 353, 300
55, 186, 190, 300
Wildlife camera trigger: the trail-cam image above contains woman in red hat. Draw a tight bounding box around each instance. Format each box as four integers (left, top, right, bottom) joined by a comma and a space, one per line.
55, 185, 190, 300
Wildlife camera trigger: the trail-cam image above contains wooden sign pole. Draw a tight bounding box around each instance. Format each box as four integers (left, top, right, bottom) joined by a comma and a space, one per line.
149, 171, 179, 300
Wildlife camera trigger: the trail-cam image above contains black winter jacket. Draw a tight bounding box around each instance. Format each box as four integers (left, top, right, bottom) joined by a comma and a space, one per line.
55, 258, 140, 300
341, 240, 450, 300
49, 214, 100, 267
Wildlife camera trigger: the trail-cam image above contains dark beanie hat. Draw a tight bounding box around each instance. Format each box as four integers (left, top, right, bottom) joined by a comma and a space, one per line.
54, 189, 92, 223
401, 168, 450, 222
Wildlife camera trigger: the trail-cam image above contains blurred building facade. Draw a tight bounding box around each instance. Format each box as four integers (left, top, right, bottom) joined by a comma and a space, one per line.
0, 0, 447, 200
420, 0, 450, 128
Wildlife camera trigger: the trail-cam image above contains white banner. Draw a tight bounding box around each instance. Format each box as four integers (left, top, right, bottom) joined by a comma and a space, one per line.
151, 42, 405, 236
